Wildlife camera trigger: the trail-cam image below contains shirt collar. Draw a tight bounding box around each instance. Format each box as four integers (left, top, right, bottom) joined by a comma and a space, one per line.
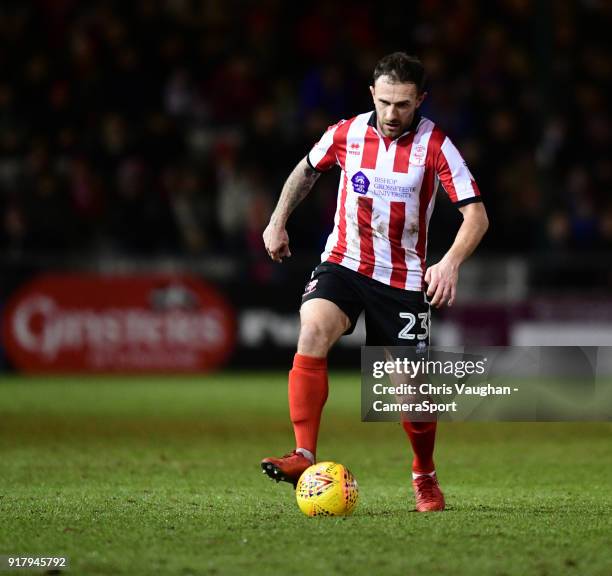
367, 110, 422, 138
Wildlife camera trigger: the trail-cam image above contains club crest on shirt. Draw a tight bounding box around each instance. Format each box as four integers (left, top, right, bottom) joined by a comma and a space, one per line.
351, 171, 370, 194
410, 144, 427, 166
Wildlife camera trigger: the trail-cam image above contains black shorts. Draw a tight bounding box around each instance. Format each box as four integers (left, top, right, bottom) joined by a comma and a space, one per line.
301, 262, 430, 347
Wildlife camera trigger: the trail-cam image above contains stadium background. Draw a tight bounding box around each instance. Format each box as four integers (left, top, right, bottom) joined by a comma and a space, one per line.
0, 2, 611, 575
1, 0, 611, 371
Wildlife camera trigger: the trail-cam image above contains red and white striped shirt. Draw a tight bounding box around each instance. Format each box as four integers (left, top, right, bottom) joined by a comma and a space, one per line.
307, 111, 482, 291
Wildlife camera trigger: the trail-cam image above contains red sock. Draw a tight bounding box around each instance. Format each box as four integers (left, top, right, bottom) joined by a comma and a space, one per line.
288, 353, 328, 457
402, 420, 437, 474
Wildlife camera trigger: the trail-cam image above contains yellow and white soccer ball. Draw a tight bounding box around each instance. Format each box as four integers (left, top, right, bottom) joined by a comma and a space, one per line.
295, 461, 359, 517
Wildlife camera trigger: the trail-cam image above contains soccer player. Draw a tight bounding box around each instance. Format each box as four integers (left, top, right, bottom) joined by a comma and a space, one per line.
261, 53, 489, 512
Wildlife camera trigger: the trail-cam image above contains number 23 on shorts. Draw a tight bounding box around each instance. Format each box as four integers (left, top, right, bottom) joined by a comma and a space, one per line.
398, 312, 429, 340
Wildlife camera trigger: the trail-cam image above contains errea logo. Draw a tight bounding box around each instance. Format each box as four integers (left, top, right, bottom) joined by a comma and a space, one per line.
303, 279, 318, 296
348, 142, 361, 156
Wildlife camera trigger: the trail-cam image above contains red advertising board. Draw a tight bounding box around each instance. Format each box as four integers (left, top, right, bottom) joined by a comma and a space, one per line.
2, 274, 236, 373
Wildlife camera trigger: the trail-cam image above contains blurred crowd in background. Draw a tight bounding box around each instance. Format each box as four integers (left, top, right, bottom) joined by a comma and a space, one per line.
0, 0, 611, 266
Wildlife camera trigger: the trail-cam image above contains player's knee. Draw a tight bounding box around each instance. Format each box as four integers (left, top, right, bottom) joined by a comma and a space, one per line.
297, 321, 333, 357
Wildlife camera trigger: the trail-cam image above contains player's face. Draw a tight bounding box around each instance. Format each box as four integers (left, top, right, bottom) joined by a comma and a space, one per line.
370, 76, 426, 139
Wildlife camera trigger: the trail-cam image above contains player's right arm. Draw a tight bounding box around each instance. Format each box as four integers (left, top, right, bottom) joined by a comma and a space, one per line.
263, 156, 321, 263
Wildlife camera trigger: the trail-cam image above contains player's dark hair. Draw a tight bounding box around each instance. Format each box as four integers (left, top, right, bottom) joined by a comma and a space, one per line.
373, 52, 426, 92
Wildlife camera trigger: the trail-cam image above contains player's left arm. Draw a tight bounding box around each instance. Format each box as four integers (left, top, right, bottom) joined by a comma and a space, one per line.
425, 201, 489, 307
426, 130, 489, 308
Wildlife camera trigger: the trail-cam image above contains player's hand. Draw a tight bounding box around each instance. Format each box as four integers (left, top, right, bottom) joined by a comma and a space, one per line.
263, 223, 291, 263
424, 257, 459, 307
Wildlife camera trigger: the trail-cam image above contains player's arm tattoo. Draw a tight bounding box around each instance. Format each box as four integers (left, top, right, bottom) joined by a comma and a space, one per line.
270, 157, 320, 226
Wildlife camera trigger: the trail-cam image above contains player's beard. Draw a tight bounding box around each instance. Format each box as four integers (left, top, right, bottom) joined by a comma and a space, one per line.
382, 122, 402, 138
380, 116, 412, 138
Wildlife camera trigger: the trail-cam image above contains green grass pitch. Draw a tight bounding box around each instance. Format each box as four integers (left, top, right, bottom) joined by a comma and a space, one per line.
0, 373, 611, 575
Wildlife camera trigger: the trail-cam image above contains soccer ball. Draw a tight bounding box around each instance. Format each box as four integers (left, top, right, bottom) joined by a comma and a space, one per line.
295, 462, 359, 517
